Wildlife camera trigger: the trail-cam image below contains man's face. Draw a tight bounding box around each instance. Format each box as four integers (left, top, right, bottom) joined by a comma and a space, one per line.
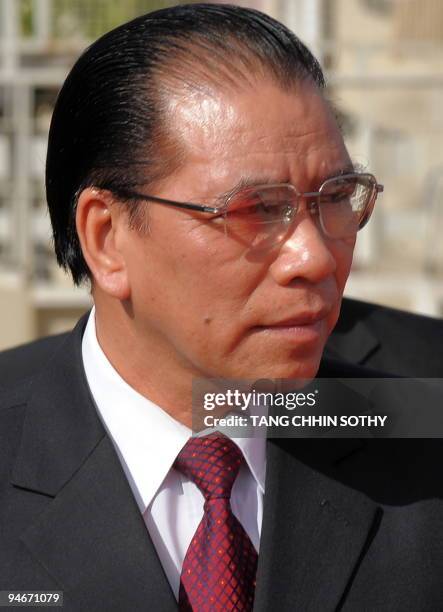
120, 78, 355, 381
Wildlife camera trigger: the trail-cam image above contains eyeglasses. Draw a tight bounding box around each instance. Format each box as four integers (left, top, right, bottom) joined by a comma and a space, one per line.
105, 172, 383, 249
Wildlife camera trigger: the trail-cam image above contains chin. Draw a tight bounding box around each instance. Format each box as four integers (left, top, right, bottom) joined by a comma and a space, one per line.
278, 344, 326, 380
219, 336, 327, 381
279, 360, 322, 382
240, 354, 323, 383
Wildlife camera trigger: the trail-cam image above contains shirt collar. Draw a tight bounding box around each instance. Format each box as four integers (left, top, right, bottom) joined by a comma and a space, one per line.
81, 307, 266, 511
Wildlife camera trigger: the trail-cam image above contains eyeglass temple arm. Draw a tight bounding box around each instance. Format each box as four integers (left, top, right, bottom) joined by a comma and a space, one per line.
105, 187, 218, 213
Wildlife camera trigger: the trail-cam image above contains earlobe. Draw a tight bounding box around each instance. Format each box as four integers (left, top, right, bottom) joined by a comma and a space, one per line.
75, 188, 131, 300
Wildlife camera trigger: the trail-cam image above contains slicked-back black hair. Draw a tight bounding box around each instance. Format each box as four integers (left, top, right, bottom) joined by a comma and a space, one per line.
46, 3, 326, 285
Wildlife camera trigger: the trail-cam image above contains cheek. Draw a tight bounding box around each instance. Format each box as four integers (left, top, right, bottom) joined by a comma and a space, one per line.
333, 236, 355, 285
326, 237, 355, 332
126, 220, 264, 330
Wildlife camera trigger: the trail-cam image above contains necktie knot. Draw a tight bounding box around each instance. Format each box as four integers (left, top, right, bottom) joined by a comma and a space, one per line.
174, 433, 243, 501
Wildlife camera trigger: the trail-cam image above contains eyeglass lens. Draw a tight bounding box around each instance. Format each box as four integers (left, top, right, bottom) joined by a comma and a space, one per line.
224, 175, 376, 247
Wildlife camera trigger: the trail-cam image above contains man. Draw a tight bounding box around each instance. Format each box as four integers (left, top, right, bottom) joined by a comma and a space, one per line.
1, 4, 442, 611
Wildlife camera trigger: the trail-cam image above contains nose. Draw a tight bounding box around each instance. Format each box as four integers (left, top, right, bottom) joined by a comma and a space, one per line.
269, 213, 337, 286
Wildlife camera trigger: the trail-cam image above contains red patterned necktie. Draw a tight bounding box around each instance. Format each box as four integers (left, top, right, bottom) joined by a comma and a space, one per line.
174, 432, 258, 611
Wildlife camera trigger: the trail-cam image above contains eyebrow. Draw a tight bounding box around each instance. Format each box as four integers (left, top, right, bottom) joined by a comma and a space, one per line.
213, 162, 357, 206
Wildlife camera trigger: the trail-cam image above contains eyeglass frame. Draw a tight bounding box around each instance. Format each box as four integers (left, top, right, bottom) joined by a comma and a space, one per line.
102, 171, 384, 235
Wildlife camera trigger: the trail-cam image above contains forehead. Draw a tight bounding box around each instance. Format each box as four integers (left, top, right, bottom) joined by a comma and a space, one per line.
166, 79, 350, 194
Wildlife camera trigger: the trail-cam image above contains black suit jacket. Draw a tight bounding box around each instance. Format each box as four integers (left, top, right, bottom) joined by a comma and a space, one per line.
325, 297, 443, 377
1, 313, 443, 610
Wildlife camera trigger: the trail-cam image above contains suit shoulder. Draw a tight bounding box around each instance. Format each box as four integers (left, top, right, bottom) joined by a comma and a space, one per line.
0, 332, 68, 361
0, 332, 68, 391
340, 297, 443, 331
331, 298, 443, 377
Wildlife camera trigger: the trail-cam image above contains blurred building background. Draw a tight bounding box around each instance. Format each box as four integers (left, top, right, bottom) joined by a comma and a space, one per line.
0, 0, 442, 349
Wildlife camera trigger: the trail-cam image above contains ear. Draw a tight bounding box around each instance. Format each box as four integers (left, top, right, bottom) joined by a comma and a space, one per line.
76, 187, 131, 299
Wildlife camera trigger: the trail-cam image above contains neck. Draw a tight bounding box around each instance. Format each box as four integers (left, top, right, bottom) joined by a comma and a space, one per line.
93, 299, 197, 429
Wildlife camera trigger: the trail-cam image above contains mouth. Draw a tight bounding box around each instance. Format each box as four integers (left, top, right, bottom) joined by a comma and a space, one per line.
251, 309, 332, 344
269, 312, 330, 327
262, 305, 332, 327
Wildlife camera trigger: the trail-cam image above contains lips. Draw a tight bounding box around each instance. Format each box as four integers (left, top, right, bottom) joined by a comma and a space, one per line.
261, 307, 332, 328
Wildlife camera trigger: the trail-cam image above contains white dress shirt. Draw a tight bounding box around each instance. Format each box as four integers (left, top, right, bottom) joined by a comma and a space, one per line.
81, 308, 266, 599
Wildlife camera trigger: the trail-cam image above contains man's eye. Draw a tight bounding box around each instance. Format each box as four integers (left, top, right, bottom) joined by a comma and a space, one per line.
231, 202, 269, 215
230, 200, 282, 215
322, 191, 352, 204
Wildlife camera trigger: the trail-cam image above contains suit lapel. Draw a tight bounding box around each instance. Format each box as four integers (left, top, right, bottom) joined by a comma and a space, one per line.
10, 313, 177, 611
254, 438, 379, 612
